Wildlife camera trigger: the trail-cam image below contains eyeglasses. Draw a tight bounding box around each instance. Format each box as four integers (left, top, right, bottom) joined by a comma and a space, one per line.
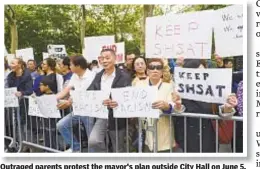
147, 65, 163, 70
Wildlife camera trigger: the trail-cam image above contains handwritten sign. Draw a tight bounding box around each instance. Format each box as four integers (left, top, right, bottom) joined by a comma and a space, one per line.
174, 67, 232, 104
71, 90, 110, 119
146, 10, 214, 59
47, 45, 67, 59
5, 45, 8, 56
84, 35, 115, 61
102, 42, 125, 64
28, 96, 44, 118
5, 88, 19, 108
214, 5, 243, 57
16, 48, 34, 63
36, 95, 61, 118
42, 52, 49, 60
111, 86, 159, 118
6, 54, 15, 65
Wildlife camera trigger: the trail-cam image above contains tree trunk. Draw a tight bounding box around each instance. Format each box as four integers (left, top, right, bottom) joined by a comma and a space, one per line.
10, 20, 18, 54
80, 5, 86, 52
140, 5, 154, 54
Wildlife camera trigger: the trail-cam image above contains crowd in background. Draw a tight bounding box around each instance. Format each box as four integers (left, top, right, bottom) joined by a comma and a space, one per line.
4, 51, 243, 153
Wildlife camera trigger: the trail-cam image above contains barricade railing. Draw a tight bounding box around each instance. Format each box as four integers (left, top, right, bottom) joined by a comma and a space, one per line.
4, 97, 243, 153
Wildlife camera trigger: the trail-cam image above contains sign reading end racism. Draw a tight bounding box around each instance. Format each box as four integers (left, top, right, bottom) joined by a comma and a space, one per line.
111, 86, 159, 118
174, 67, 232, 104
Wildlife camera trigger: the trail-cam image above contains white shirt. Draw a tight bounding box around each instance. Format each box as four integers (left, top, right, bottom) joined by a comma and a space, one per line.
101, 68, 116, 92
68, 69, 95, 91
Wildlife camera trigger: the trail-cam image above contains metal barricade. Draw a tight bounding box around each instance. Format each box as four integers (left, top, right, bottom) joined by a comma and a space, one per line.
5, 97, 244, 153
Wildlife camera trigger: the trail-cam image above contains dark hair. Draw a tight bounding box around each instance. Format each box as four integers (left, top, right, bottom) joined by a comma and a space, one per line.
223, 58, 233, 65
62, 57, 71, 69
125, 53, 135, 61
27, 59, 36, 65
132, 56, 147, 75
100, 48, 116, 57
44, 58, 56, 71
92, 60, 98, 66
4, 58, 9, 70
70, 55, 88, 70
14, 58, 26, 70
40, 76, 56, 93
147, 58, 164, 67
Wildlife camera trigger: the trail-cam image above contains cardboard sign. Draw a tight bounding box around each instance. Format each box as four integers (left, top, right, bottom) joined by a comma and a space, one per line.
102, 42, 125, 64
84, 35, 115, 60
15, 48, 34, 63
71, 90, 110, 119
28, 96, 44, 118
47, 45, 67, 59
146, 10, 214, 59
36, 95, 61, 118
6, 54, 15, 65
111, 86, 159, 118
5, 45, 8, 56
174, 67, 232, 104
214, 5, 243, 57
42, 52, 49, 60
5, 88, 19, 108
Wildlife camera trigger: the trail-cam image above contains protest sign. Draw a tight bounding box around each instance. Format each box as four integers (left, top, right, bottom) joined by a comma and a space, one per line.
36, 95, 61, 118
84, 35, 115, 60
146, 10, 214, 59
5, 88, 19, 108
42, 52, 49, 60
6, 54, 15, 65
5, 45, 8, 56
214, 5, 243, 57
71, 90, 110, 119
15, 48, 34, 63
28, 96, 44, 118
102, 42, 125, 64
47, 45, 67, 58
111, 86, 159, 118
174, 67, 232, 104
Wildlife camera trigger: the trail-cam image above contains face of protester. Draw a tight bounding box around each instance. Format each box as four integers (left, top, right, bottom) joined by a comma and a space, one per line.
126, 54, 135, 67
70, 62, 80, 74
98, 56, 104, 67
147, 61, 163, 82
134, 58, 146, 75
10, 59, 21, 72
176, 57, 184, 67
39, 83, 49, 93
216, 58, 223, 67
102, 51, 116, 71
41, 60, 50, 73
58, 61, 67, 75
225, 61, 233, 68
27, 61, 36, 72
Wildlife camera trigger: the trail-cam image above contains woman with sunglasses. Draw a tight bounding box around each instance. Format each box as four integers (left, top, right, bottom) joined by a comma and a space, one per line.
134, 58, 183, 152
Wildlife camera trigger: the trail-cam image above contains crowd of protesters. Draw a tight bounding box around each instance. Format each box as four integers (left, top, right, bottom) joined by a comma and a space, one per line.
4, 50, 243, 153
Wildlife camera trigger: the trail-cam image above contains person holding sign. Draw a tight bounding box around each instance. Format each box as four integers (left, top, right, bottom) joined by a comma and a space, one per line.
56, 55, 96, 153
174, 59, 238, 152
133, 58, 183, 152
87, 48, 132, 152
131, 56, 148, 86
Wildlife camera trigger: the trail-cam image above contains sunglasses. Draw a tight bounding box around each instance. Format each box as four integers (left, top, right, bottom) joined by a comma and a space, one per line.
148, 65, 163, 70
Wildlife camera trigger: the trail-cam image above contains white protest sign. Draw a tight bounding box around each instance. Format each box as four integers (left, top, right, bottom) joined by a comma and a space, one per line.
42, 52, 49, 60
214, 5, 243, 57
146, 10, 214, 59
36, 95, 61, 118
6, 54, 15, 65
15, 48, 34, 63
111, 86, 159, 118
5, 88, 19, 108
47, 45, 67, 58
174, 67, 232, 104
5, 46, 8, 56
102, 42, 125, 64
71, 90, 110, 119
28, 96, 44, 118
84, 35, 115, 60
